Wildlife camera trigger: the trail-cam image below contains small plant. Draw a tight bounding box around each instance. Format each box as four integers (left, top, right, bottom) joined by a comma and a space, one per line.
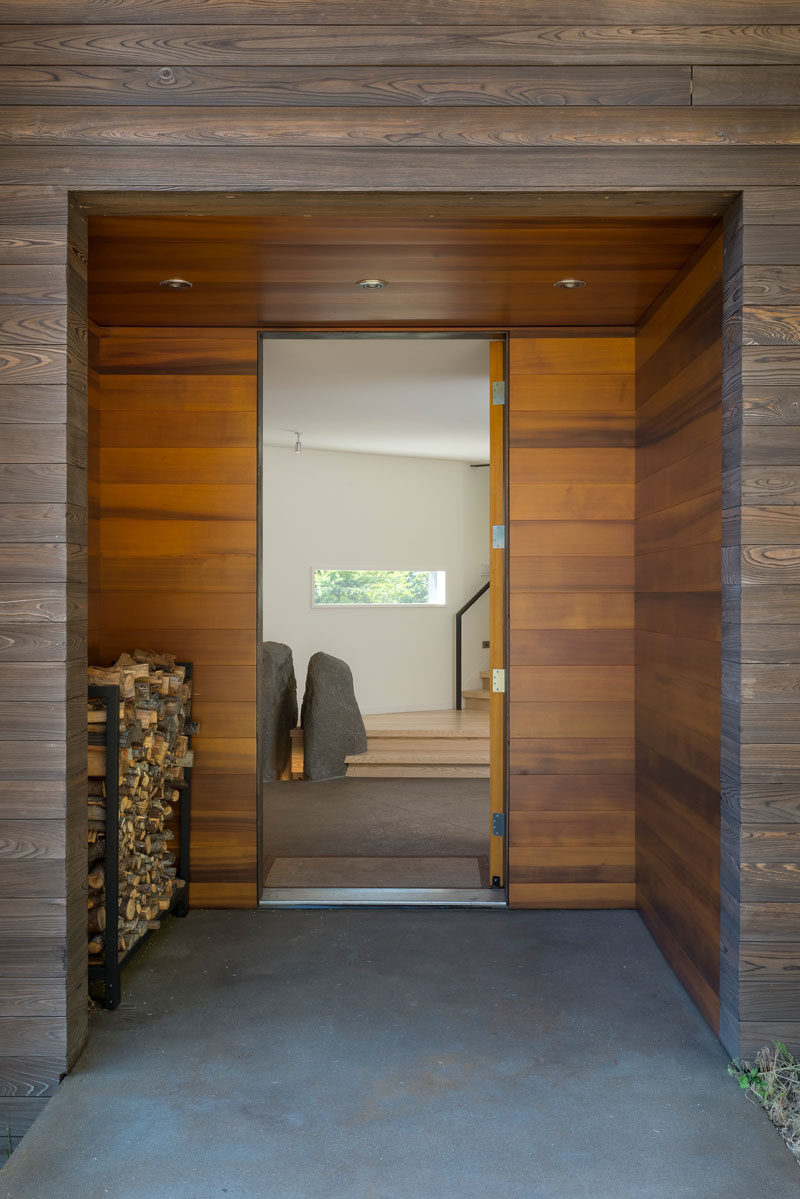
729, 1042, 800, 1163
3, 1126, 11, 1161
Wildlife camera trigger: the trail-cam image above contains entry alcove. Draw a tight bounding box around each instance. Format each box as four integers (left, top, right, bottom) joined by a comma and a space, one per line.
85, 191, 726, 1043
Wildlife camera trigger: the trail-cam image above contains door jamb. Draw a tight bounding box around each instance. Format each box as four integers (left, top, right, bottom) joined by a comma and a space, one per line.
256, 328, 510, 903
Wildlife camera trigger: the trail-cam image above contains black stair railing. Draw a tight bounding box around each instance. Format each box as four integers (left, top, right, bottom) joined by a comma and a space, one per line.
455, 582, 490, 710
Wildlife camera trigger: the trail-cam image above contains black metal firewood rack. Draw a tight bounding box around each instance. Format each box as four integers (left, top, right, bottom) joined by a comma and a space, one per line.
87, 663, 193, 1010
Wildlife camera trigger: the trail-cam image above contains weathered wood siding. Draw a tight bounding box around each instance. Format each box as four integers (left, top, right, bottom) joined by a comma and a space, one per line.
0, 189, 87, 1135
721, 190, 800, 1058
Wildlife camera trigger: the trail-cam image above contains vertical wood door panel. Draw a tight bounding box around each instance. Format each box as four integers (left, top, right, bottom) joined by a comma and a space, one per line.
507, 334, 635, 909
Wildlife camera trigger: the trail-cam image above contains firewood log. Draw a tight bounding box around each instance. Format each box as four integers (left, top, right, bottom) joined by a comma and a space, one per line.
88, 650, 197, 956
88, 907, 106, 934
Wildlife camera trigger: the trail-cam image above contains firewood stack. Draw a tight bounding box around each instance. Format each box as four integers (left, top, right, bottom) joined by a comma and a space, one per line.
86, 651, 197, 960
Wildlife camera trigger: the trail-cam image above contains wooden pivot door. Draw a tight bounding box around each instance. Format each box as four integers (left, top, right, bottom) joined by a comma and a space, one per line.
489, 339, 507, 888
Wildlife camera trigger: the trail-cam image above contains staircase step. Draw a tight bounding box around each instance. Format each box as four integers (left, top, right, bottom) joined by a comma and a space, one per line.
351, 737, 489, 755
344, 708, 491, 780
461, 690, 490, 712
359, 727, 488, 742
362, 710, 488, 739
345, 742, 489, 766
480, 670, 491, 691
346, 764, 490, 779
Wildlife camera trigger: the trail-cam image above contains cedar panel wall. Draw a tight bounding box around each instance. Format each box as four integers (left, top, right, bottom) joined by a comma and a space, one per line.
89, 327, 259, 910
508, 336, 635, 909
635, 232, 724, 1034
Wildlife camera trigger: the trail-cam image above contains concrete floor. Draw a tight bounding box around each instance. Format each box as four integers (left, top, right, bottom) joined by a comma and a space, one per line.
3, 909, 798, 1199
262, 777, 489, 858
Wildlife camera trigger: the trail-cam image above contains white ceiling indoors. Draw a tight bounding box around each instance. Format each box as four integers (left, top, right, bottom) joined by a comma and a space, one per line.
261, 337, 490, 462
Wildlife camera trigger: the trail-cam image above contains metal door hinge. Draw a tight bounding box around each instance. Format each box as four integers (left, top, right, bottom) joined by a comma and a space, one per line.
492, 812, 506, 837
491, 381, 506, 405
492, 524, 505, 549
492, 668, 505, 693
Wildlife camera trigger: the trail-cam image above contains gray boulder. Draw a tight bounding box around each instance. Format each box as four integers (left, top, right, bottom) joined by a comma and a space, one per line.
262, 642, 298, 781
301, 652, 367, 781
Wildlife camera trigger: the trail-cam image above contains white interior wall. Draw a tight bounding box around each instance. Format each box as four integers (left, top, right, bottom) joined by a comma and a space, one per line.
262, 447, 490, 714
261, 338, 490, 461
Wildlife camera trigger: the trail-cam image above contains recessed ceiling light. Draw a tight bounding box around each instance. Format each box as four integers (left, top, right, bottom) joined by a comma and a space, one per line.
158, 278, 192, 290
553, 278, 587, 290
355, 278, 389, 290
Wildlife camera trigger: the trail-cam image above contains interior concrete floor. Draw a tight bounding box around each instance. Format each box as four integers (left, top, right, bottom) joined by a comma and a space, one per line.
2, 909, 797, 1199
263, 777, 489, 858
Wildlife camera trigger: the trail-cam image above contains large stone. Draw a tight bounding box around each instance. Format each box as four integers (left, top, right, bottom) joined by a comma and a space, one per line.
301, 652, 367, 781
261, 642, 298, 781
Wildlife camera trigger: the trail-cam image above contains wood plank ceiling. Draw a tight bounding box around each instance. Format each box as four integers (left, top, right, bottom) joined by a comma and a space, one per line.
88, 197, 724, 328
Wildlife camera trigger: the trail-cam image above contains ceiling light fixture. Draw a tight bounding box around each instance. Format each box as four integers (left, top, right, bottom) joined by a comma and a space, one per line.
158, 277, 192, 290
553, 278, 587, 290
355, 278, 389, 290
294, 431, 302, 454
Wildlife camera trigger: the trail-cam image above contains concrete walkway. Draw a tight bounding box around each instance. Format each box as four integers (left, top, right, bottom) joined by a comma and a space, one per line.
2, 910, 797, 1199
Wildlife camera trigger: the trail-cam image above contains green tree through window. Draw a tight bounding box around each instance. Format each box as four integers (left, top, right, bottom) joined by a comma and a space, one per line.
313, 569, 445, 605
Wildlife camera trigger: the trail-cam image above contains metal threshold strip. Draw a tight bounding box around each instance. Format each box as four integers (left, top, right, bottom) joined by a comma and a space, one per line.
259, 887, 507, 908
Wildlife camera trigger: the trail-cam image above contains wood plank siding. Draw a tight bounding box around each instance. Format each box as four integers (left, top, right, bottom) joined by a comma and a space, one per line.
0, 187, 87, 1113
508, 336, 636, 910
1, 0, 800, 1140
722, 194, 800, 1058
89, 328, 259, 911
635, 231, 724, 1033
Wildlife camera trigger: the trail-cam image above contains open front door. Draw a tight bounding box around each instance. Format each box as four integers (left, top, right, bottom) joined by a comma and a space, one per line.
489, 340, 507, 888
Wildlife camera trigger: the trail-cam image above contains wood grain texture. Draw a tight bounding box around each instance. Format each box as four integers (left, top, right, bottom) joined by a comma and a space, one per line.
694, 66, 800, 105
508, 335, 635, 909
742, 306, 800, 344
0, 25, 798, 67
1, 1, 799, 20
4, 106, 799, 146
90, 327, 258, 909
1, 146, 799, 192
635, 229, 723, 1032
0, 68, 691, 108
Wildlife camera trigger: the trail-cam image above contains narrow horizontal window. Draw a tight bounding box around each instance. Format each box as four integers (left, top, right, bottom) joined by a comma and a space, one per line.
312, 569, 446, 607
